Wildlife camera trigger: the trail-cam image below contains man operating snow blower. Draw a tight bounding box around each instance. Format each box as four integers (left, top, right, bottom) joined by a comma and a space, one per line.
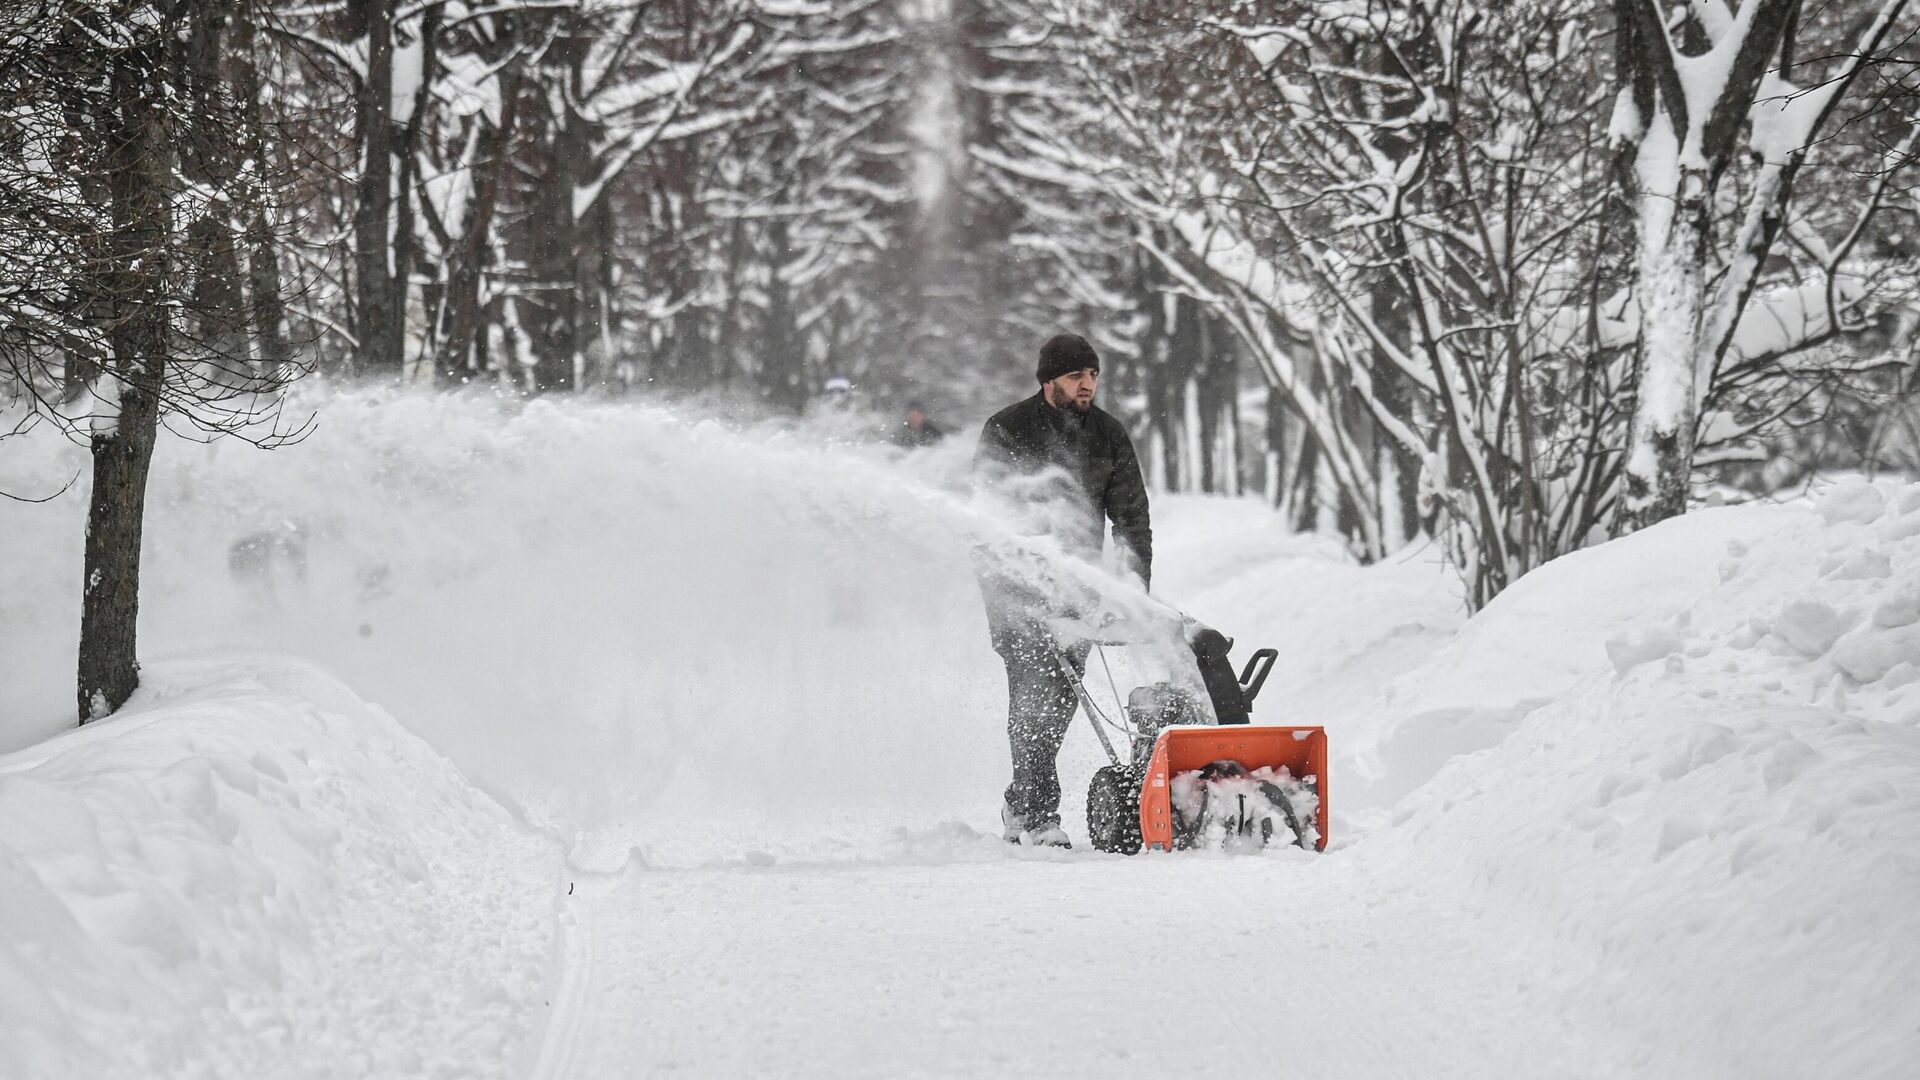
972, 332, 1152, 848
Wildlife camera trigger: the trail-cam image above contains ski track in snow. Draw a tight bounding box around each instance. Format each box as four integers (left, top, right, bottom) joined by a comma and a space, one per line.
528, 878, 597, 1080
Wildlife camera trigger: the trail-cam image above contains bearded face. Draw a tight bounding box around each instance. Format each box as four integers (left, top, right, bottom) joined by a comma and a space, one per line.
1044, 368, 1097, 412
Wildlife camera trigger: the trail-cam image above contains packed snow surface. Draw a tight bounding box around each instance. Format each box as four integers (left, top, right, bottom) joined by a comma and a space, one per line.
2, 388, 1916, 1076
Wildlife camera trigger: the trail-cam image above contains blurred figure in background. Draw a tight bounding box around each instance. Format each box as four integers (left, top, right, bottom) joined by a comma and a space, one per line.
820, 375, 855, 411
890, 400, 946, 449
228, 521, 308, 615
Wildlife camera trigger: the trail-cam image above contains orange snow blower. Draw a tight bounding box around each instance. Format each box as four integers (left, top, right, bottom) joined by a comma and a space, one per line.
1071, 622, 1328, 854
1137, 725, 1328, 852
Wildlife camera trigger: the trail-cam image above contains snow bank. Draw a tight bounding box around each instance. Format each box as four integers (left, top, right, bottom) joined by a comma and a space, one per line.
1337, 503, 1806, 807
1151, 479, 1919, 1071
0, 655, 558, 1079
1367, 480, 1920, 1075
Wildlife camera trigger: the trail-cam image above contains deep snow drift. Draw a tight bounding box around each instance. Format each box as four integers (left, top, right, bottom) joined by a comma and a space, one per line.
3, 388, 1917, 1077
0, 657, 556, 1078
1356, 488, 1920, 1075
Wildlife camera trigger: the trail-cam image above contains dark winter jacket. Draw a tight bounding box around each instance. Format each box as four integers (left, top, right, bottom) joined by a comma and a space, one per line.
972, 392, 1152, 634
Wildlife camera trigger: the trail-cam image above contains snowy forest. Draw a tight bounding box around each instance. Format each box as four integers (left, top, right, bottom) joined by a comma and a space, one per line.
8, 0, 1920, 607
4, 2, 1920, 1077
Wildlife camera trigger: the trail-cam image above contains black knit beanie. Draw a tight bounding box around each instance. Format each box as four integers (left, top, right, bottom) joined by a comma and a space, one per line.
1036, 333, 1100, 383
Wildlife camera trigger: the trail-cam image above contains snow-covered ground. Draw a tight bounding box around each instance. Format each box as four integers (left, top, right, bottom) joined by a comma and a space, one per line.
1, 657, 556, 1078
3, 388, 1916, 1077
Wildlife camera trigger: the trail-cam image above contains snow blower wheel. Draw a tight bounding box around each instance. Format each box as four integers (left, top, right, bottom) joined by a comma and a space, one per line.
1086, 766, 1143, 854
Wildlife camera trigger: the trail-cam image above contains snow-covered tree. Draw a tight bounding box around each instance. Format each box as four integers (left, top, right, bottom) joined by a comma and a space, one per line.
1174, 0, 1633, 600
687, 0, 912, 408
1608, 0, 1917, 531
0, 0, 309, 720
951, 0, 1920, 605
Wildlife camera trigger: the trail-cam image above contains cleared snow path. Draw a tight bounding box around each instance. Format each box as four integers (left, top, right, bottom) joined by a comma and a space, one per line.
533, 845, 1645, 1079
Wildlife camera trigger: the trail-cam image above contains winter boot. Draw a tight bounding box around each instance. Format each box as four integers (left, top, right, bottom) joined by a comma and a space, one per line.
1000, 802, 1026, 845
1001, 803, 1072, 848
1024, 821, 1071, 848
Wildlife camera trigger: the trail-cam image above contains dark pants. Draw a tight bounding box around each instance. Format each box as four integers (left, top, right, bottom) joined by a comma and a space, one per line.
993, 628, 1093, 829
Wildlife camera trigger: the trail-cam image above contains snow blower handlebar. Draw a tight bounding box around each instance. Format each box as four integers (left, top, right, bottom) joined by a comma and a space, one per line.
1239, 649, 1277, 704
1056, 615, 1276, 729
1188, 625, 1256, 726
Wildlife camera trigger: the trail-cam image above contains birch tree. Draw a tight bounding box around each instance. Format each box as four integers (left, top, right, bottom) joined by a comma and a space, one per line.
1609, 0, 1916, 531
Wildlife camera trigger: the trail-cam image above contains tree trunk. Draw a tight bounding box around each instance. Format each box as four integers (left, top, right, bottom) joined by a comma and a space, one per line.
439, 69, 523, 386
232, 11, 291, 386
388, 4, 437, 379
715, 217, 747, 388
1608, 0, 1799, 533
532, 28, 590, 394
1615, 204, 1709, 531
79, 381, 162, 722
176, 9, 252, 390
1195, 309, 1241, 495
1264, 385, 1288, 508
1291, 421, 1321, 534
351, 0, 397, 376
79, 42, 172, 723
763, 220, 806, 411
1154, 291, 1203, 490
1368, 283, 1422, 546
578, 195, 616, 389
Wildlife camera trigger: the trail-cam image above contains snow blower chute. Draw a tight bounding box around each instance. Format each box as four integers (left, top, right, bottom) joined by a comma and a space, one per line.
1069, 622, 1328, 854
